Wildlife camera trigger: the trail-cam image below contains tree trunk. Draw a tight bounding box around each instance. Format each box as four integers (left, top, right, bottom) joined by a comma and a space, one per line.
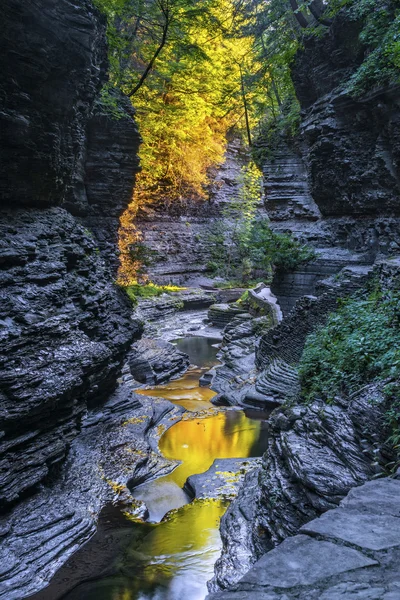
240, 66, 252, 147
128, 2, 170, 96
288, 0, 310, 29
309, 0, 332, 26
271, 77, 282, 108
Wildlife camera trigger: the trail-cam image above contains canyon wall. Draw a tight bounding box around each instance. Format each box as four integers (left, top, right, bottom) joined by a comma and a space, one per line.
262, 14, 400, 312
0, 0, 140, 510
135, 139, 249, 286
209, 9, 400, 594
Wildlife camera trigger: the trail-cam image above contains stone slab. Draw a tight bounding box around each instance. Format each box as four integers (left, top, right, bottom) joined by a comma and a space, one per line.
239, 534, 377, 589
301, 508, 400, 551
319, 583, 386, 600
340, 479, 400, 518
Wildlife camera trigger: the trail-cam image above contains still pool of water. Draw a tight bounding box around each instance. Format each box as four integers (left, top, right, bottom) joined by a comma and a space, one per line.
133, 409, 268, 521
51, 499, 228, 600
136, 337, 220, 412
32, 336, 269, 600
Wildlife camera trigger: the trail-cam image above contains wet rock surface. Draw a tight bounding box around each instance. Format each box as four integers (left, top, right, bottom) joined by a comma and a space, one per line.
0, 0, 144, 596
133, 291, 222, 341
0, 382, 182, 600
207, 478, 400, 600
208, 303, 247, 328
210, 266, 372, 411
185, 457, 261, 500
208, 262, 399, 591
0, 0, 141, 510
0, 208, 141, 508
128, 338, 190, 385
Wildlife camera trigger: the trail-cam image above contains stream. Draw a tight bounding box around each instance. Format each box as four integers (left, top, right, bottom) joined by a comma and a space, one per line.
34, 335, 268, 600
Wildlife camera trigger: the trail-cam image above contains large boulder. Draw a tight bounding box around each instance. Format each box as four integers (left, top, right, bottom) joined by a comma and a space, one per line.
128, 338, 190, 385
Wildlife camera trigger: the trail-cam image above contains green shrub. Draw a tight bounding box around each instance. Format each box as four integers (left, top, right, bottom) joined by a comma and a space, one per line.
299, 289, 400, 403
124, 282, 183, 304
249, 220, 316, 273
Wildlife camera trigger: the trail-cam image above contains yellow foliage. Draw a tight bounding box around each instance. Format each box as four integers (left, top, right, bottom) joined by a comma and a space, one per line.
115, 0, 261, 282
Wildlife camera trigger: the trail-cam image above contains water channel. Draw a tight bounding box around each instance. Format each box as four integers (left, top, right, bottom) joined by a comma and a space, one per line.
35, 336, 269, 600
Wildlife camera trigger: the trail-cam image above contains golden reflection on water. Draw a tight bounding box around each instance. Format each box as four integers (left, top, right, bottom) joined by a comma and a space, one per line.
100, 499, 227, 600
160, 410, 265, 487
61, 337, 267, 600
134, 354, 267, 521
133, 405, 267, 523
137, 367, 216, 412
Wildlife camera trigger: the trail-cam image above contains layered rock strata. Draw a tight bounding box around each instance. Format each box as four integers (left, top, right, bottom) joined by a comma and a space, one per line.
135, 140, 249, 286
260, 14, 400, 313
0, 0, 140, 523
209, 260, 398, 591
0, 208, 139, 508
208, 19, 400, 589
0, 382, 183, 600
210, 266, 372, 409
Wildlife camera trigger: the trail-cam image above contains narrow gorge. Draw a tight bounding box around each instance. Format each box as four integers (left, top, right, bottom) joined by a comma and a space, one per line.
1, 1, 400, 599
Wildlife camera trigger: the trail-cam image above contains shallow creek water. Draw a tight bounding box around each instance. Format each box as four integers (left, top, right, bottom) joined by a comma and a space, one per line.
36, 336, 268, 600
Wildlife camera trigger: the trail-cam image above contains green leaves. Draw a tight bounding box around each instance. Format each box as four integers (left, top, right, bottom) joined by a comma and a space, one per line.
299, 290, 400, 403
249, 218, 316, 273
206, 161, 315, 284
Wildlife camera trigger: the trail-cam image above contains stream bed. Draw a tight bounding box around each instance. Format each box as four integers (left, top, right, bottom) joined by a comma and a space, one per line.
33, 336, 268, 600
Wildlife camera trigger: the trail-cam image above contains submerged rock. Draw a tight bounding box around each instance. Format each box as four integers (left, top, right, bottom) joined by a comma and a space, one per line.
185, 458, 261, 500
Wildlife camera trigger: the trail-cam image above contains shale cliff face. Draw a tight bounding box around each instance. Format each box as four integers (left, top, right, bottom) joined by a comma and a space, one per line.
135, 139, 249, 286
209, 12, 400, 594
263, 15, 400, 313
0, 0, 140, 510
294, 21, 400, 219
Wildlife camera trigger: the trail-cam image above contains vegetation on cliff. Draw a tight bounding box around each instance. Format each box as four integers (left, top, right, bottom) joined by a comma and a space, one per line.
250, 0, 400, 155
94, 0, 264, 205
299, 287, 400, 403
206, 161, 315, 283
330, 0, 400, 95
298, 280, 400, 469
94, 0, 398, 284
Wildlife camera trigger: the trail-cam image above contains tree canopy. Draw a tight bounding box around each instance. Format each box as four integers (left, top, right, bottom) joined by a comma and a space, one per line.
93, 0, 400, 283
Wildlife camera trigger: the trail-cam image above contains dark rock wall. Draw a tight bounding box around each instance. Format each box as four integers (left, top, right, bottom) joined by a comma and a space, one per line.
79, 92, 141, 270
0, 0, 107, 208
263, 16, 400, 313
294, 44, 400, 217
0, 0, 140, 510
211, 11, 400, 592
289, 12, 400, 222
